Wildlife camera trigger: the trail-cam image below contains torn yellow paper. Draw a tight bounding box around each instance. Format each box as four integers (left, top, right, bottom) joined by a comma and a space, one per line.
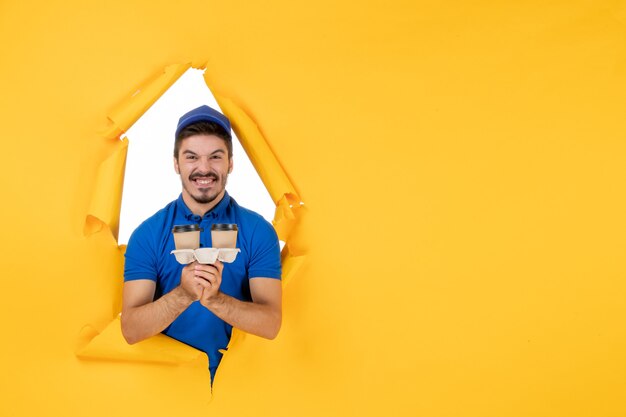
273, 194, 302, 242
213, 94, 300, 202
84, 138, 128, 238
213, 93, 303, 241
101, 63, 191, 139
76, 316, 208, 367
280, 245, 305, 287
79, 64, 307, 380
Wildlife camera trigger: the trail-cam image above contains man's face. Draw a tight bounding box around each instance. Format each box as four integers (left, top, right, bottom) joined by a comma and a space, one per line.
174, 134, 233, 207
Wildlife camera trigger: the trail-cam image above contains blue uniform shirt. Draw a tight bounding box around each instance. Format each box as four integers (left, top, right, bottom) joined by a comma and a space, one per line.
124, 192, 282, 379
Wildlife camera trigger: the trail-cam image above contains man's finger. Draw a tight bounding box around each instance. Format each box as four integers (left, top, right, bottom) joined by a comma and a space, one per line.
194, 272, 214, 283
195, 270, 217, 285
194, 263, 218, 274
194, 277, 211, 288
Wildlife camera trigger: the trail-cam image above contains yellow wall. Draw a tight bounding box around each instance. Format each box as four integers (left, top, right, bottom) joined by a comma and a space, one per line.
1, 1, 625, 416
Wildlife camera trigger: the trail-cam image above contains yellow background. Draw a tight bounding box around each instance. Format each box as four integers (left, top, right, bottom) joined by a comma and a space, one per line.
1, 1, 625, 416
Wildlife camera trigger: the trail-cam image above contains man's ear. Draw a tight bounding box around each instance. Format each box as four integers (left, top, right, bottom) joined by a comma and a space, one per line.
173, 156, 180, 174
228, 157, 233, 174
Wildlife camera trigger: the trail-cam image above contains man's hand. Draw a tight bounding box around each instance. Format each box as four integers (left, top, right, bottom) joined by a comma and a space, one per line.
187, 261, 282, 340
191, 261, 224, 307
179, 261, 209, 301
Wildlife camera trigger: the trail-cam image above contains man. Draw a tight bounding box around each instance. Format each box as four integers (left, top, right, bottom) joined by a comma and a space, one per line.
121, 105, 282, 381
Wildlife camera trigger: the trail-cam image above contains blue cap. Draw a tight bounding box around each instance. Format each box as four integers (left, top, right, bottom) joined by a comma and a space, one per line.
175, 105, 231, 139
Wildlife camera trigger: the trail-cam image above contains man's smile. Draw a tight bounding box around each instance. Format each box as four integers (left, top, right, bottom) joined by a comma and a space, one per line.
190, 173, 218, 188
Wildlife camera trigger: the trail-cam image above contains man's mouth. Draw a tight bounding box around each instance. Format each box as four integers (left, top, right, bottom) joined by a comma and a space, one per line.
191, 174, 218, 187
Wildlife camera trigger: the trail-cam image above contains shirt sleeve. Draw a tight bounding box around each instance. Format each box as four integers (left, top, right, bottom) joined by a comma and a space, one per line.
124, 222, 158, 282
247, 218, 282, 280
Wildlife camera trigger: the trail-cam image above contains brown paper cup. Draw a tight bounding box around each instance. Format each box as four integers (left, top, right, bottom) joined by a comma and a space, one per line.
211, 223, 238, 248
172, 224, 202, 250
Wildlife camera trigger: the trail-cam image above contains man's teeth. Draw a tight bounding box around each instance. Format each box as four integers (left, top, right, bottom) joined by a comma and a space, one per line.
195, 178, 214, 185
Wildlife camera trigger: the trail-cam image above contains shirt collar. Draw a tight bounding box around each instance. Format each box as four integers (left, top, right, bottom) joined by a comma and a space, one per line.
176, 191, 231, 221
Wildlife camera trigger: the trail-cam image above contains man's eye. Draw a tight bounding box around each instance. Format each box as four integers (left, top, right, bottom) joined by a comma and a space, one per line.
186, 155, 197, 160
211, 155, 222, 160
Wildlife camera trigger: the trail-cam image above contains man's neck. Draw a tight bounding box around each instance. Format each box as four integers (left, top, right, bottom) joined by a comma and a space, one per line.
182, 190, 226, 217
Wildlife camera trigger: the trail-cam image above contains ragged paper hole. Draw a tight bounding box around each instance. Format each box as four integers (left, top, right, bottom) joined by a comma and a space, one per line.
80, 63, 306, 391
118, 68, 276, 245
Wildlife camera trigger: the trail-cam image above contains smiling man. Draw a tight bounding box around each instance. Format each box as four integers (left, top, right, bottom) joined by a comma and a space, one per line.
121, 105, 282, 382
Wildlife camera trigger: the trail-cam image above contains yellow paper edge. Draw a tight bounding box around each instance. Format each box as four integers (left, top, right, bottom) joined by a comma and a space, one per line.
76, 316, 208, 366
211, 92, 303, 241
101, 63, 191, 139
84, 138, 128, 238
280, 245, 306, 287
210, 93, 296, 200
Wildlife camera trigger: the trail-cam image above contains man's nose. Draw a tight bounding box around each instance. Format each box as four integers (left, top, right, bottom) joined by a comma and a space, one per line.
198, 156, 212, 171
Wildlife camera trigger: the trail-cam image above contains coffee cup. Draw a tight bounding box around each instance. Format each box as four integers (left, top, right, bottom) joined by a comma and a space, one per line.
211, 224, 238, 248
172, 224, 202, 250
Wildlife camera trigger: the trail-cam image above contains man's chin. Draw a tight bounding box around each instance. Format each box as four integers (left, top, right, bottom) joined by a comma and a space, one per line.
192, 195, 216, 205
190, 190, 224, 205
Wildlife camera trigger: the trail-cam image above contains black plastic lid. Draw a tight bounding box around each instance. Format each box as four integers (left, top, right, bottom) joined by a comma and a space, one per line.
211, 223, 238, 231
172, 224, 202, 233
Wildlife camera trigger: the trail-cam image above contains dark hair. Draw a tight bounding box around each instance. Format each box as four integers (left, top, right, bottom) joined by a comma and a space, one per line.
174, 121, 232, 159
